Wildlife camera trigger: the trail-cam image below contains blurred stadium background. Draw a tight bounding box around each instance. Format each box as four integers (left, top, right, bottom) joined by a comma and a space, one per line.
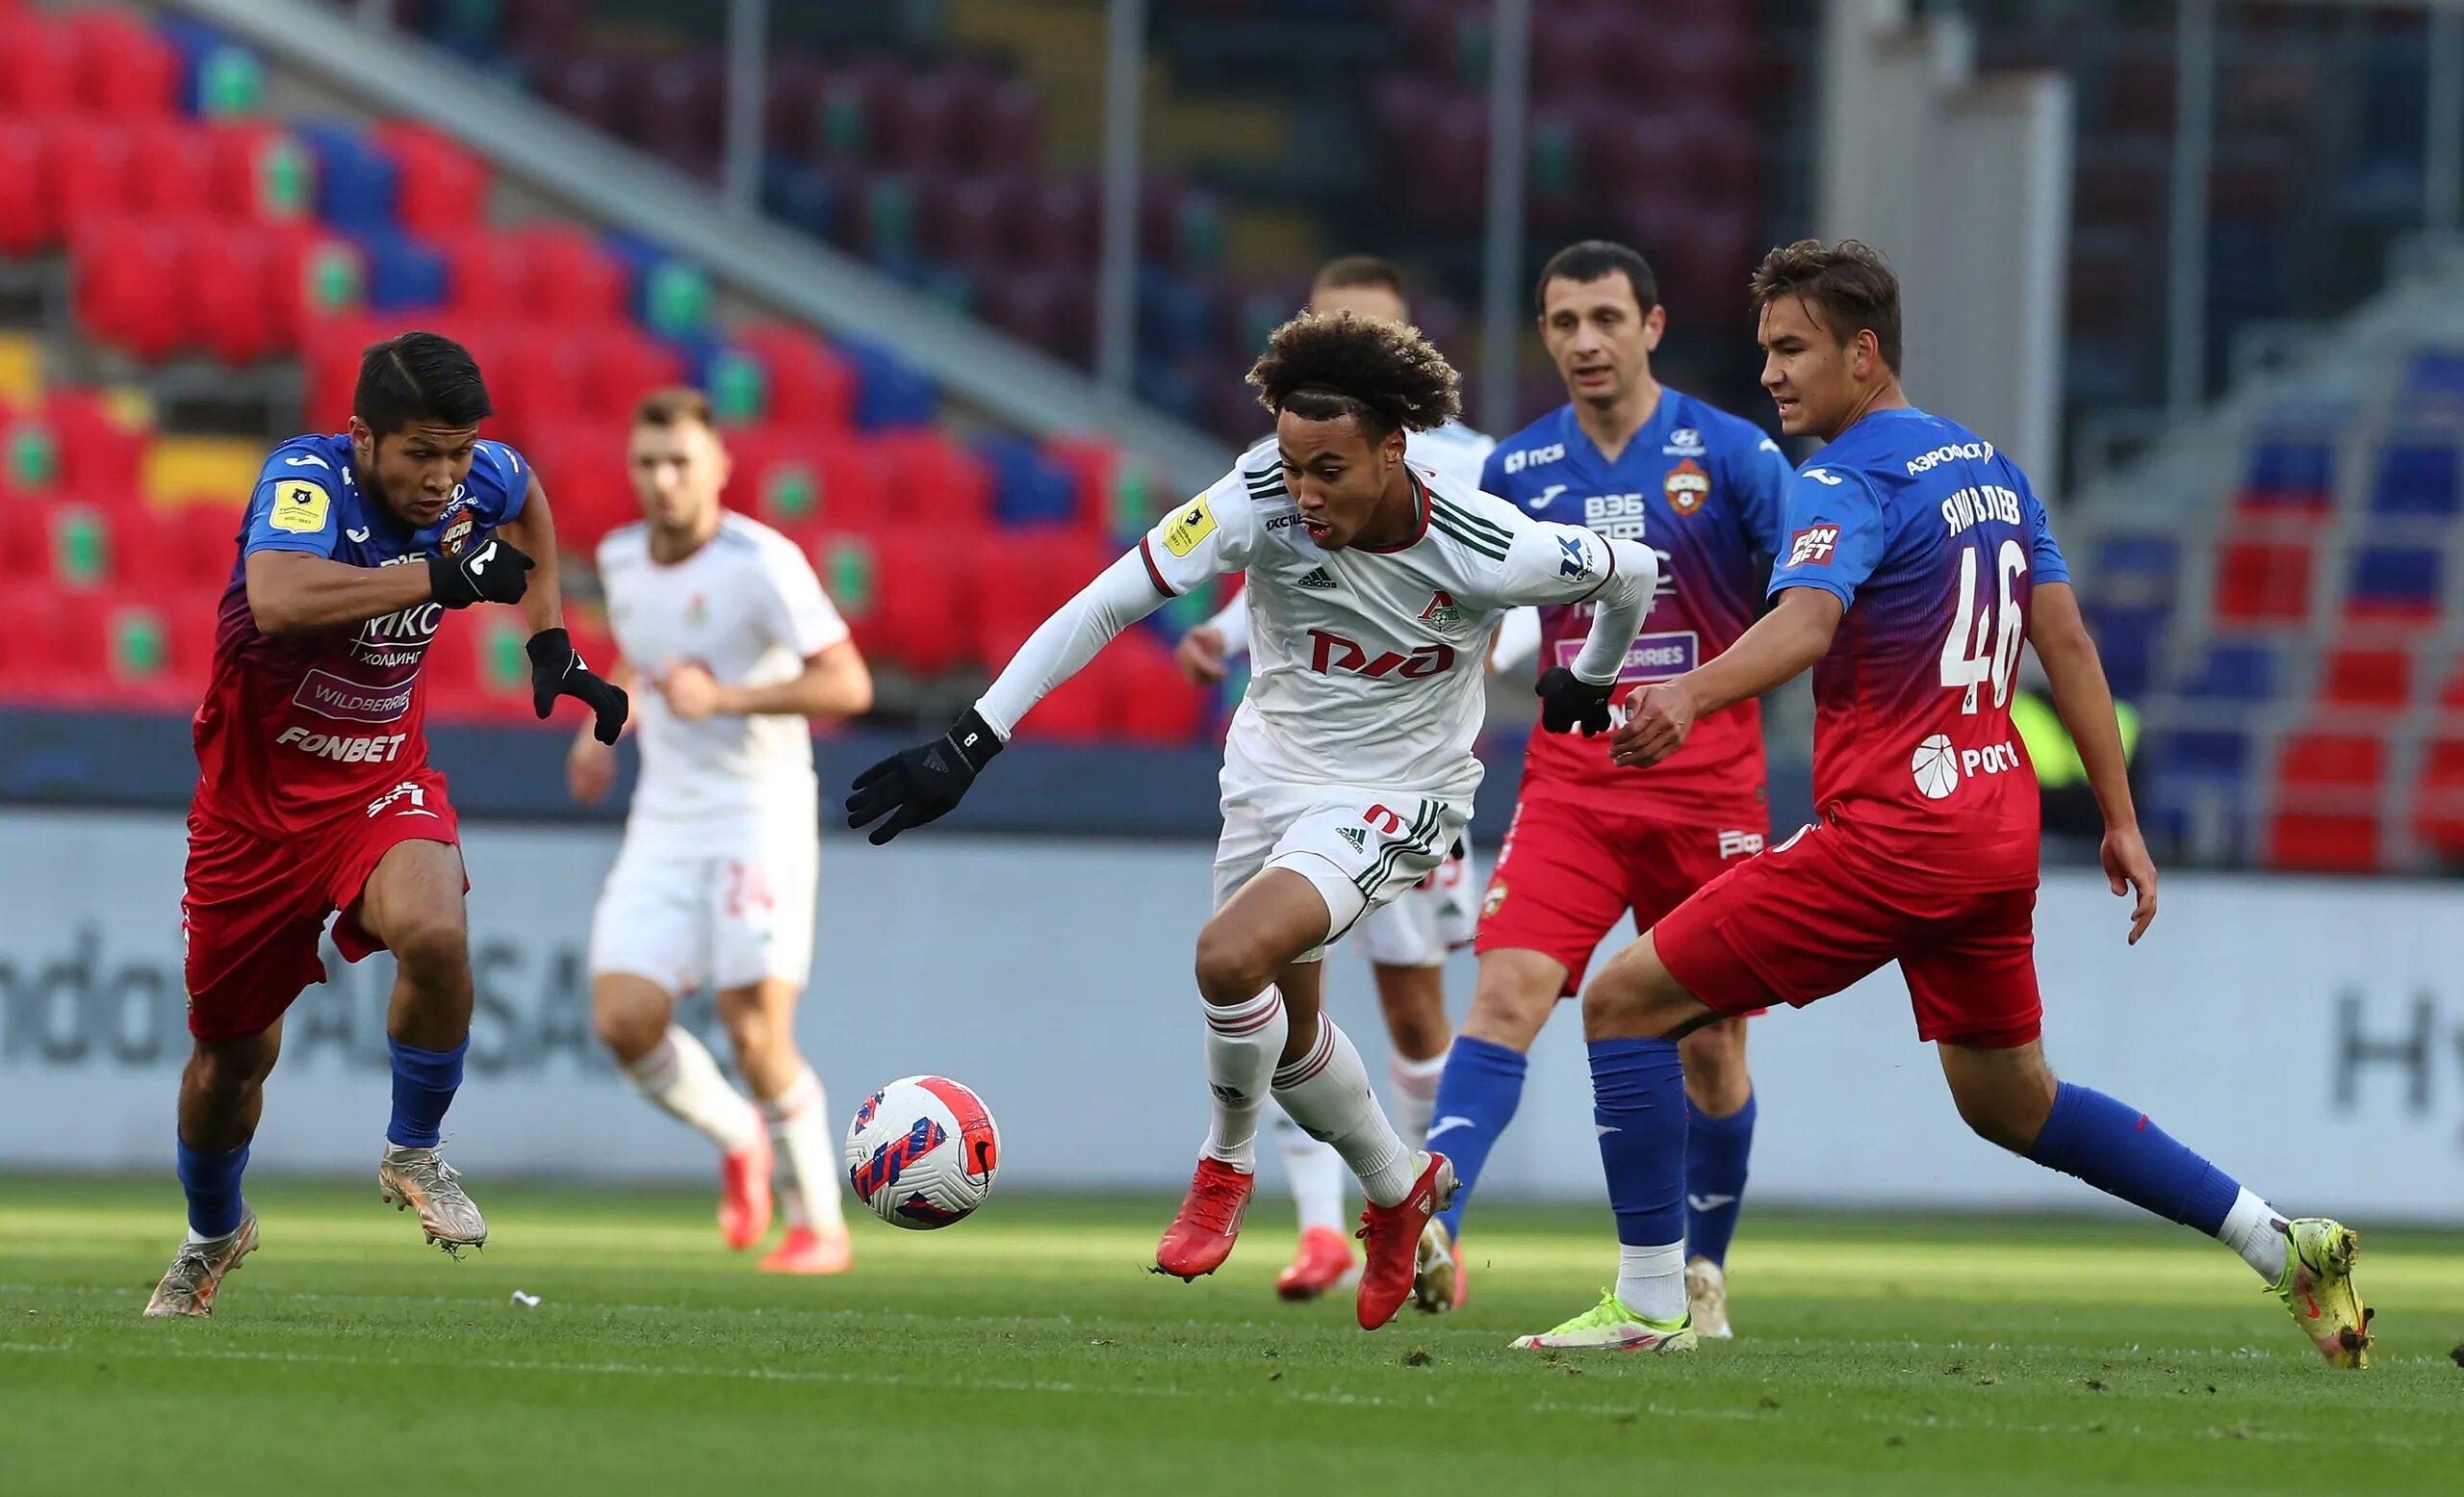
0, 0, 2457, 1223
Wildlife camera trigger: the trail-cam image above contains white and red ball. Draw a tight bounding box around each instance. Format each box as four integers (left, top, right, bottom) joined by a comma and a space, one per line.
842, 1075, 1001, 1229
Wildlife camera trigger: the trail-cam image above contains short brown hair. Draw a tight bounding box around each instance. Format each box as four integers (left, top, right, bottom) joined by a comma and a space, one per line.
632, 386, 714, 430
1248, 310, 1459, 439
1750, 239, 1902, 374
1313, 254, 1405, 299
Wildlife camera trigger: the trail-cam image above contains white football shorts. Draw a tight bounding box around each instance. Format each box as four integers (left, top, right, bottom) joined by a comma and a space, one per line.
587, 817, 819, 994
1355, 833, 1477, 968
1212, 777, 1471, 965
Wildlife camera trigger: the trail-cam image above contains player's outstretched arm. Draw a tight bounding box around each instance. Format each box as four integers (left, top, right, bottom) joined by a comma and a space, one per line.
1509, 531, 1656, 736
2028, 580, 2157, 942
244, 550, 448, 635
1615, 588, 1841, 768
501, 475, 629, 744
846, 548, 1171, 844
679, 640, 874, 721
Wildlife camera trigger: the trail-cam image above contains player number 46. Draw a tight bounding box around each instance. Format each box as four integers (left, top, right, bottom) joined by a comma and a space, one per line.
1938, 539, 2028, 713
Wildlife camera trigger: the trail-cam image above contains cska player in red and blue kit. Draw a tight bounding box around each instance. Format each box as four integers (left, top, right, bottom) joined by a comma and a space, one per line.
1414, 242, 1788, 1330
146, 332, 629, 1317
1515, 242, 2371, 1365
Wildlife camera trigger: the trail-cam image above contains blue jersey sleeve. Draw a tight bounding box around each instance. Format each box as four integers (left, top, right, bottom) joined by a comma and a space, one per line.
464, 440, 532, 526
2021, 477, 2070, 586
1730, 432, 1793, 555
1765, 463, 1887, 607
1478, 443, 1509, 503
241, 454, 344, 559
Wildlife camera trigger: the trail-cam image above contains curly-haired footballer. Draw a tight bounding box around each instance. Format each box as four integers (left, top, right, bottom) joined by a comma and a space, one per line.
845, 311, 1660, 1329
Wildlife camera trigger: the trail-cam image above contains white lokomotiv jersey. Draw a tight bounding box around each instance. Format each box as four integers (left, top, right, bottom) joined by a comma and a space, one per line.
976, 439, 1656, 806
598, 512, 849, 830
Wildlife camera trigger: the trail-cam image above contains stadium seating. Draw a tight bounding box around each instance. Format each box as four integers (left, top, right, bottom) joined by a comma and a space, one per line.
0, 4, 1205, 744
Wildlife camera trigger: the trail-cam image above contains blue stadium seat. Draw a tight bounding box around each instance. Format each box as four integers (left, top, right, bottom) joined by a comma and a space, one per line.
295, 118, 399, 237
974, 434, 1080, 529
354, 229, 447, 311
2084, 603, 2166, 700
2089, 532, 2179, 607
837, 336, 937, 429
2402, 348, 2464, 400
2346, 545, 2443, 616
2368, 438, 2462, 519
2242, 436, 2332, 500
2174, 641, 2274, 703
759, 155, 837, 240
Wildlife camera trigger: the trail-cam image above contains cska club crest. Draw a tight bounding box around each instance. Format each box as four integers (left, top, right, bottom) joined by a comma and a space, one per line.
1418, 590, 1461, 627
439, 516, 475, 555
1664, 458, 1710, 516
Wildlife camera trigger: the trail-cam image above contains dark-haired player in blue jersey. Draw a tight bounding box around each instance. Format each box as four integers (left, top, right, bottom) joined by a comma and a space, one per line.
146, 331, 629, 1317
1515, 240, 2370, 1366
1412, 242, 1788, 1333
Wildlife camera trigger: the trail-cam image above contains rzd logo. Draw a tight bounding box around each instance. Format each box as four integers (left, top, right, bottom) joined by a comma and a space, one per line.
1307, 629, 1455, 680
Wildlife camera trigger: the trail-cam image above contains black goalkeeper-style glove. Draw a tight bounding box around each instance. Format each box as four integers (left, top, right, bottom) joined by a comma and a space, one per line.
1536, 665, 1616, 736
526, 628, 629, 744
846, 708, 1005, 845
427, 532, 534, 607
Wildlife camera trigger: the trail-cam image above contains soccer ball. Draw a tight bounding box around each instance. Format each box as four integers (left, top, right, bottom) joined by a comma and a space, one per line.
842, 1075, 1001, 1229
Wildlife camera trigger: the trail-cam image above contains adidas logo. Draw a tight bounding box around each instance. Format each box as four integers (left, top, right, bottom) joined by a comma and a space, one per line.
1338, 825, 1369, 852
1297, 567, 1336, 590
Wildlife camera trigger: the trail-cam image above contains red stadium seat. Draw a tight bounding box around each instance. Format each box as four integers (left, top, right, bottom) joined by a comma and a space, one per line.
1109, 630, 1203, 743
125, 121, 219, 221
64, 10, 177, 119
372, 121, 490, 238
2318, 641, 2412, 710
2212, 540, 2312, 624
72, 217, 191, 362
0, 123, 52, 255
2412, 736, 2464, 857
572, 323, 686, 426
0, 583, 83, 705
861, 429, 990, 529
41, 388, 146, 500
510, 224, 627, 327
518, 418, 634, 555
438, 229, 531, 323
2266, 811, 2381, 872
2277, 729, 2385, 787
186, 225, 284, 367
46, 119, 137, 243
0, 13, 78, 118
860, 528, 971, 676
726, 426, 885, 532
732, 323, 857, 430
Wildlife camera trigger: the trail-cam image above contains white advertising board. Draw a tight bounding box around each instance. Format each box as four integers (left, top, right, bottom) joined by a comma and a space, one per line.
0, 809, 2456, 1221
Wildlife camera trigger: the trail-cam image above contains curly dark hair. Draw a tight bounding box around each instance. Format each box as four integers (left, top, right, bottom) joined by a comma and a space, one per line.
1246, 310, 1460, 439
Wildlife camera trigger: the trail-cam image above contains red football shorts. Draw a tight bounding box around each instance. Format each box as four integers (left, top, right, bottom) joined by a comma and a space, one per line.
1652, 818, 2043, 1048
1476, 793, 1764, 995
182, 768, 463, 1042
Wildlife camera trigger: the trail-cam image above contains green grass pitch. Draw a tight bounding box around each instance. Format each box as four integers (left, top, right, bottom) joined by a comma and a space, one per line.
3, 1176, 2458, 1494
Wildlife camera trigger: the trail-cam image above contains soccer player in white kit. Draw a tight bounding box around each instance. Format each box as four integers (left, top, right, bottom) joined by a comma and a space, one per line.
569, 388, 876, 1274
847, 312, 1656, 1329
1174, 256, 1495, 1302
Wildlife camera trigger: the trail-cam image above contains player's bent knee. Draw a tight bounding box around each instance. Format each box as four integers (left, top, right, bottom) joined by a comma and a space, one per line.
387, 910, 470, 984
1193, 922, 1281, 1009
189, 1031, 279, 1094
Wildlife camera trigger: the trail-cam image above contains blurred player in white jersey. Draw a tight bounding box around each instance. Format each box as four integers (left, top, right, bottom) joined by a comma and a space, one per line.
570, 388, 875, 1274
848, 312, 1657, 1329
1174, 256, 1494, 1302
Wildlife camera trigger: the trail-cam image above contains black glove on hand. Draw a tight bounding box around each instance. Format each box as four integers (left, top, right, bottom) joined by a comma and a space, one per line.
1535, 664, 1616, 736
427, 532, 535, 607
526, 628, 629, 744
846, 708, 1004, 846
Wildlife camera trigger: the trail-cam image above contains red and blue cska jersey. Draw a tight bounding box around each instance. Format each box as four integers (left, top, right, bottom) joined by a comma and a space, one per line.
1764, 406, 2069, 887
192, 432, 530, 838
1482, 392, 1791, 823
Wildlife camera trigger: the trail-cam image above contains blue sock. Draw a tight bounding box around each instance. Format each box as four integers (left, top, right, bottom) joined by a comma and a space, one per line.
1590, 1037, 1688, 1248
1683, 1090, 1756, 1267
1427, 1035, 1527, 1242
386, 1035, 468, 1150
175, 1137, 249, 1238
2024, 1082, 2241, 1233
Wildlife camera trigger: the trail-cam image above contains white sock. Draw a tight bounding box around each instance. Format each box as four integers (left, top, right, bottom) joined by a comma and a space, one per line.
625, 1026, 761, 1155
1274, 1110, 1348, 1233
1201, 986, 1286, 1171
1271, 1016, 1415, 1207
1388, 1050, 1447, 1144
758, 1066, 845, 1232
2219, 1186, 2289, 1283
1616, 1241, 1688, 1323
